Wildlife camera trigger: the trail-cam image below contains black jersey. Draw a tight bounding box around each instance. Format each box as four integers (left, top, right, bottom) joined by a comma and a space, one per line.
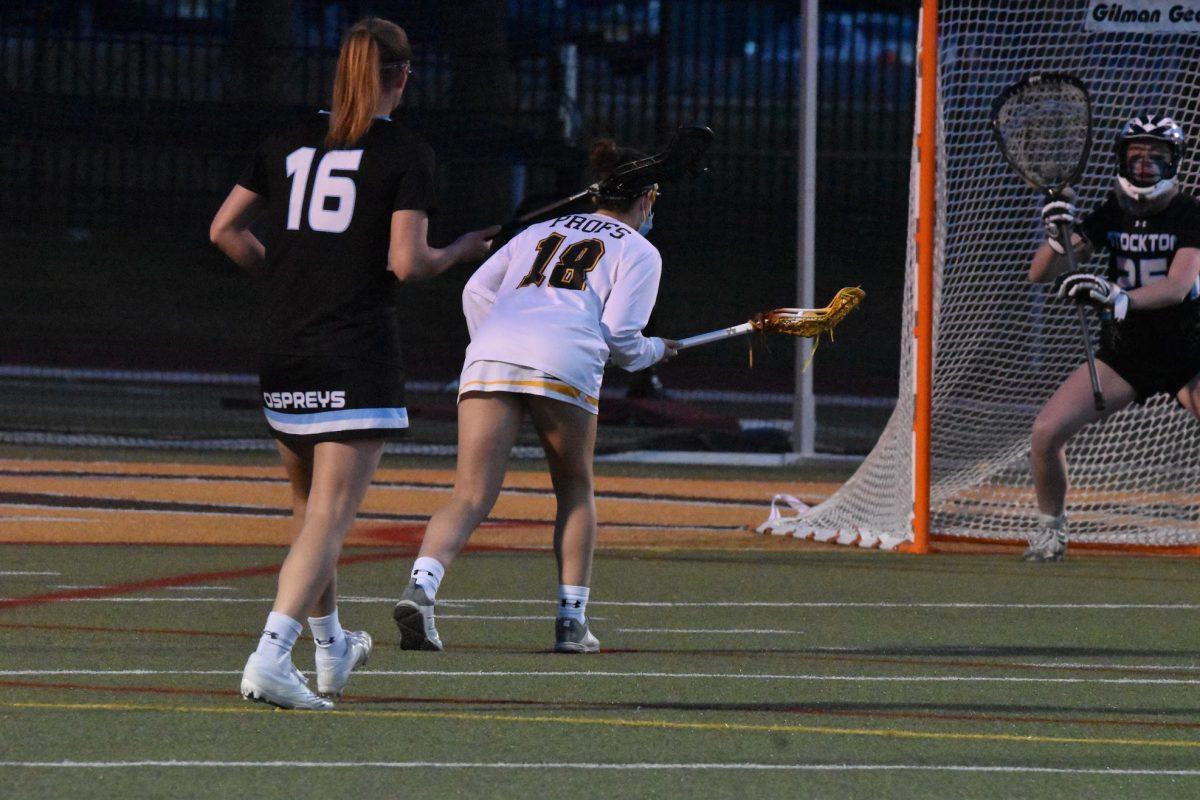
1079, 190, 1200, 351
238, 113, 437, 364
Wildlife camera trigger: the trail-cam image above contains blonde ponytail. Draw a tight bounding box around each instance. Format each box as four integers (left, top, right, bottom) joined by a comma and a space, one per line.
326, 18, 411, 148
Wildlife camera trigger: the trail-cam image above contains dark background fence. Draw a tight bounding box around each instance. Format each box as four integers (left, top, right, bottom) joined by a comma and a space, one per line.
2, 0, 916, 398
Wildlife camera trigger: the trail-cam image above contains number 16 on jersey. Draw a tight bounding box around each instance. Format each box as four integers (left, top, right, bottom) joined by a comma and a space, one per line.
285, 147, 363, 233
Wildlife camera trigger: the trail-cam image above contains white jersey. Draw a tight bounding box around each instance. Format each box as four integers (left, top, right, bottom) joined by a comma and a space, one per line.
462, 212, 665, 398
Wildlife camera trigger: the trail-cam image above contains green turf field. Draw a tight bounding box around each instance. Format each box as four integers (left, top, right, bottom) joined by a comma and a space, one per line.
4, 539, 1200, 798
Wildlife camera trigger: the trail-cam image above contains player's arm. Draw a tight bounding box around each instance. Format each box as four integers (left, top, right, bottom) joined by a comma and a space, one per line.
1028, 199, 1093, 283
600, 251, 673, 370
1127, 248, 1200, 311
1055, 248, 1200, 320
388, 211, 500, 282
209, 186, 267, 277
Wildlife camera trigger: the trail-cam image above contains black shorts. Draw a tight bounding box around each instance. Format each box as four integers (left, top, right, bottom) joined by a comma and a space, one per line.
1097, 331, 1200, 403
259, 353, 407, 445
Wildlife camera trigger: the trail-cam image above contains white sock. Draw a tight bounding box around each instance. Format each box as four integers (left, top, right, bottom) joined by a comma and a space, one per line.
255, 611, 302, 659
557, 584, 589, 622
1039, 513, 1066, 529
308, 609, 348, 659
411, 557, 445, 599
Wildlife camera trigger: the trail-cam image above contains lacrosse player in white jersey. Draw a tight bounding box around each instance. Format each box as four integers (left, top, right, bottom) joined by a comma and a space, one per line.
393, 139, 679, 653
1026, 114, 1200, 562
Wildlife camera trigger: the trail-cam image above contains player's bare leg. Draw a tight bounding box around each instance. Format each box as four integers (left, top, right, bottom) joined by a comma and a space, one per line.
417, 393, 523, 564
1027, 360, 1136, 560
276, 440, 336, 616
1175, 372, 1200, 421
273, 438, 371, 697
272, 440, 382, 618
243, 439, 382, 708
527, 396, 600, 653
527, 396, 598, 586
394, 393, 522, 650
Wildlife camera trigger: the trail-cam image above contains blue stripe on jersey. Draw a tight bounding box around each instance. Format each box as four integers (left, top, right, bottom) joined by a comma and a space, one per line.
264, 407, 408, 435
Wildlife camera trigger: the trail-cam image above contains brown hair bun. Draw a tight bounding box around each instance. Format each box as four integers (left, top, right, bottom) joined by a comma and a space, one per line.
588, 139, 648, 210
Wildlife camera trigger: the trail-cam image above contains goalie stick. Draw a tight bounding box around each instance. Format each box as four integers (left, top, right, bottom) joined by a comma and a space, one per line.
991, 73, 1105, 410
677, 287, 864, 350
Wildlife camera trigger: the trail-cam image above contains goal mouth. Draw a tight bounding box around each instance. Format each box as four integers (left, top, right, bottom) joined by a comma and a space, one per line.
764, 1, 1200, 552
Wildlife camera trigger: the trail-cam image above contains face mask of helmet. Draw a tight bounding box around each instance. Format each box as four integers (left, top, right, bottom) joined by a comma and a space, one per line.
638, 210, 654, 236
637, 185, 658, 236
1115, 115, 1185, 203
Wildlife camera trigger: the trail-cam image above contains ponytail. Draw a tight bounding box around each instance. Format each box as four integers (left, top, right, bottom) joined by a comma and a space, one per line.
326, 18, 411, 149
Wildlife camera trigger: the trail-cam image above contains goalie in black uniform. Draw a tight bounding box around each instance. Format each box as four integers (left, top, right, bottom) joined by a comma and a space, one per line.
1025, 114, 1200, 561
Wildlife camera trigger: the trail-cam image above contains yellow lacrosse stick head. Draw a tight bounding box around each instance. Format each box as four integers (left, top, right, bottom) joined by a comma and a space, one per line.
750, 287, 865, 338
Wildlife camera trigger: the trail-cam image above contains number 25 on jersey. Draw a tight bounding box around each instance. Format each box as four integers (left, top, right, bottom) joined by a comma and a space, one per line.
285, 147, 363, 233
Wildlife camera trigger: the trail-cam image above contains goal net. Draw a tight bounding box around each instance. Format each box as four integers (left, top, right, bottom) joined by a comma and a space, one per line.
773, 1, 1200, 550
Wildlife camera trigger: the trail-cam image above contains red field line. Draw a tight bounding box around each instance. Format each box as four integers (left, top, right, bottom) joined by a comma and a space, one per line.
0, 549, 412, 612
930, 534, 1200, 558
0, 529, 557, 612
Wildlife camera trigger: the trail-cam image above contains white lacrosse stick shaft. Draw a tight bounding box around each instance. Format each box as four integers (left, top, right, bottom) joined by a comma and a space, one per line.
677, 322, 755, 350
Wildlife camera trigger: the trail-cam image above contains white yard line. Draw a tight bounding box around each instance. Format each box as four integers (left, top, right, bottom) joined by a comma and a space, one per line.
0, 571, 60, 576
5, 668, 1200, 685
436, 614, 565, 621
616, 628, 803, 634
10, 595, 1199, 610
1015, 661, 1200, 672
163, 586, 234, 592
0, 761, 1195, 775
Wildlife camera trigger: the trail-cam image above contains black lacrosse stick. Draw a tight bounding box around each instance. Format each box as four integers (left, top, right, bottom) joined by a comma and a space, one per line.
595, 124, 714, 200
991, 74, 1105, 411
506, 125, 714, 229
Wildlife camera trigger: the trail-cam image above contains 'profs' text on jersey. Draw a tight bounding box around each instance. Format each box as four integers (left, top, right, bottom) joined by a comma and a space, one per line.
461, 212, 663, 400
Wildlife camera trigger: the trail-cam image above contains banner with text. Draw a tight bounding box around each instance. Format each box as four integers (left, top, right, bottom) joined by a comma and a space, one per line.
1086, 2, 1200, 31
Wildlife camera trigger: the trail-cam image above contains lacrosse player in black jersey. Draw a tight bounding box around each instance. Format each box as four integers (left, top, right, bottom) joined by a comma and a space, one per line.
1025, 115, 1200, 562
210, 17, 497, 709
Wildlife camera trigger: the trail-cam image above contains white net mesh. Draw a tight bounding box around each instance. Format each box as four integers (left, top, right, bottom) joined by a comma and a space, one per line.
796, 1, 1200, 547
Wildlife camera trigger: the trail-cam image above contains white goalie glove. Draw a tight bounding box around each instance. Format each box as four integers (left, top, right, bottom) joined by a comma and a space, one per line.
1041, 199, 1079, 254
1055, 272, 1129, 321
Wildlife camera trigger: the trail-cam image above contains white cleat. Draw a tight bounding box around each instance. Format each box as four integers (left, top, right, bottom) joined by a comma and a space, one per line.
240, 652, 333, 710
316, 630, 373, 699
554, 617, 600, 654
393, 582, 444, 651
1022, 524, 1068, 563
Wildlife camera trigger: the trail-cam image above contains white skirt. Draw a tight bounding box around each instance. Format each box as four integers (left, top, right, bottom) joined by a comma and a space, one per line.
458, 360, 599, 415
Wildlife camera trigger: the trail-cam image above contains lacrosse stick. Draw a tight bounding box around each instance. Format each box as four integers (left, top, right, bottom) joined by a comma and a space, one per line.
677, 287, 865, 350
503, 125, 714, 232
991, 73, 1104, 410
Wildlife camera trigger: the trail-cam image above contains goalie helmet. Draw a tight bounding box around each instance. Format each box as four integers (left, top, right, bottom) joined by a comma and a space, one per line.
1115, 114, 1185, 202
